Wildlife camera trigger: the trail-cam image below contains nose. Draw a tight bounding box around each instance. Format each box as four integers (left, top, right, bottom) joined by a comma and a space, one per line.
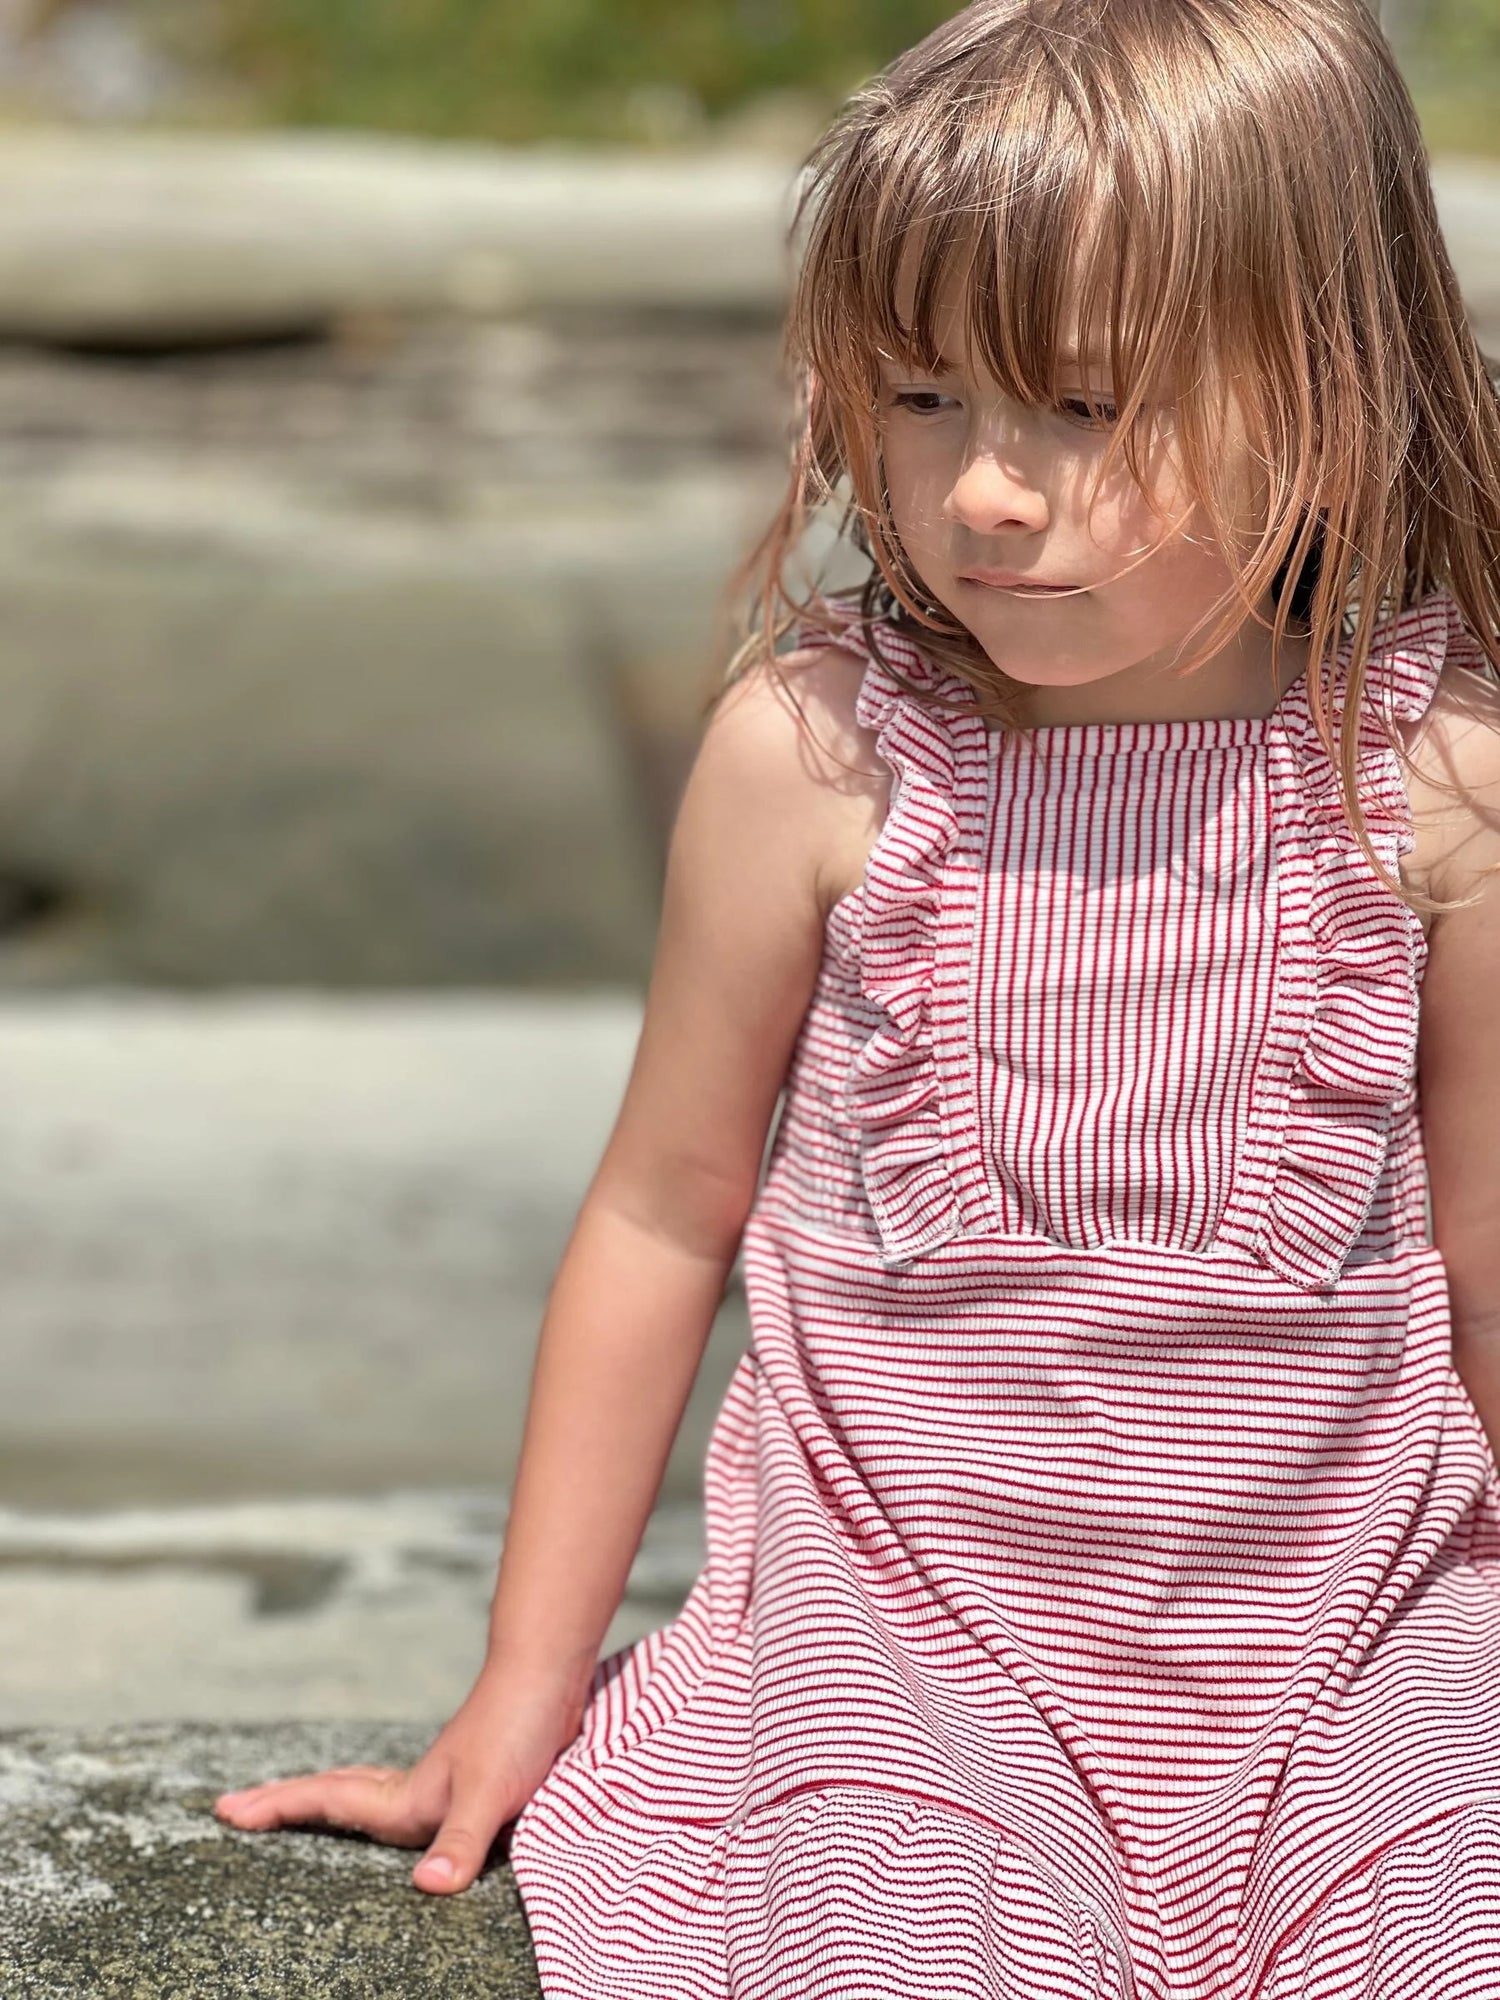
941, 447, 1049, 537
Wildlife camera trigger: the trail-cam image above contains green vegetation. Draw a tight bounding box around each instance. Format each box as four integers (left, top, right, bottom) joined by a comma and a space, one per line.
217, 0, 954, 145
1413, 0, 1500, 69
216, 0, 1497, 155
1403, 0, 1500, 154
1409, 81, 1500, 158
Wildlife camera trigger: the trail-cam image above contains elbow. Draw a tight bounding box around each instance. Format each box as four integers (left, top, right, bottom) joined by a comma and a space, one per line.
588, 1156, 755, 1270
1437, 1236, 1500, 1356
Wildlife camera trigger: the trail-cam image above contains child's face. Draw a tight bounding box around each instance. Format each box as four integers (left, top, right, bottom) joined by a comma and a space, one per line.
874, 273, 1275, 706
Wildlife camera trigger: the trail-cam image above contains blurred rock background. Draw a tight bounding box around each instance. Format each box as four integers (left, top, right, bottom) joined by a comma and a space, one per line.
0, 0, 1495, 1747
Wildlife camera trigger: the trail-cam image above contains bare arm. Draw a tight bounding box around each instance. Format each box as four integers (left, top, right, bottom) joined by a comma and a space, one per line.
484, 651, 876, 1701
1409, 672, 1500, 1432
214, 645, 885, 1886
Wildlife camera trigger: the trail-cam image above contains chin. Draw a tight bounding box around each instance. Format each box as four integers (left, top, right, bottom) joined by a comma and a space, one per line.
967, 642, 1120, 690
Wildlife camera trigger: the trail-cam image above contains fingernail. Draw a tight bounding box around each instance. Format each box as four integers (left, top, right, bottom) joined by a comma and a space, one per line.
418, 1856, 455, 1884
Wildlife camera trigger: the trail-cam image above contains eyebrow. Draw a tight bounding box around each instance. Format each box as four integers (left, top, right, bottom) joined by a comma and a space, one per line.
877, 346, 1114, 378
905, 348, 1109, 373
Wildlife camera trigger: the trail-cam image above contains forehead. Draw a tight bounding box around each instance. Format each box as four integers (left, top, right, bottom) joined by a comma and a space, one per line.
879, 221, 1119, 386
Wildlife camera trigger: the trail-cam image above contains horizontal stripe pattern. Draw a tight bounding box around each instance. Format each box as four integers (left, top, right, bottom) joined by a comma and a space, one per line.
509, 594, 1500, 1996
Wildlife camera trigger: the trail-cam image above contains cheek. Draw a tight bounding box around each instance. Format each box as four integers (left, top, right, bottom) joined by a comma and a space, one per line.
1072, 482, 1164, 577
1085, 455, 1231, 587
880, 430, 957, 541
1080, 412, 1209, 545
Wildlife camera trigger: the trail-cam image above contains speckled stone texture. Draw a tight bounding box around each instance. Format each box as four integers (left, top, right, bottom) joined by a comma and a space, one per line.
0, 1721, 542, 1999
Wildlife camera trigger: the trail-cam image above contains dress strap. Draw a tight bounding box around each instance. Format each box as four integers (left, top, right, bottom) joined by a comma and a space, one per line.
1277, 589, 1486, 853
1349, 589, 1485, 728
791, 605, 953, 717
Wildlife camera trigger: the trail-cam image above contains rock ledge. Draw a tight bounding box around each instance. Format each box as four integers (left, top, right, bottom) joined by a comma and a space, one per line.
0, 1721, 542, 1998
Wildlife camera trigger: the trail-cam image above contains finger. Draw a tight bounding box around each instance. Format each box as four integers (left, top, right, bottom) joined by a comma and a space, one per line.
216, 1770, 428, 1845
412, 1787, 510, 1895
219, 1773, 412, 1839
215, 1773, 362, 1830
215, 1768, 386, 1816
216, 1765, 399, 1812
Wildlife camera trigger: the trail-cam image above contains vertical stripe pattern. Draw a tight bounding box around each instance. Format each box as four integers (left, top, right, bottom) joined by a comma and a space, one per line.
509, 593, 1500, 1998
976, 723, 1275, 1252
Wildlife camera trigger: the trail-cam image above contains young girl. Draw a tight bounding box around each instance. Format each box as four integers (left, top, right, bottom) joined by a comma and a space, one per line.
215, 1, 1500, 1992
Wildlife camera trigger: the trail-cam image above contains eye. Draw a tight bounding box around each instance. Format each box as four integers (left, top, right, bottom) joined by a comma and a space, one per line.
889, 390, 959, 417
1057, 395, 1119, 428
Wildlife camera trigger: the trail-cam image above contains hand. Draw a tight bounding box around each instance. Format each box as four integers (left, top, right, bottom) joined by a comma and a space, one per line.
213, 1666, 587, 1895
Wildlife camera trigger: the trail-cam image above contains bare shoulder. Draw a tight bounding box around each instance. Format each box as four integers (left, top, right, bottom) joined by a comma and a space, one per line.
1401, 660, 1500, 910
1408, 662, 1500, 1321
587, 642, 893, 1248
711, 641, 886, 779
706, 643, 891, 915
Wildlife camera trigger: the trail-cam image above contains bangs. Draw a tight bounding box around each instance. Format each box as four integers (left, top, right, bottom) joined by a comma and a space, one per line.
799, 15, 1222, 434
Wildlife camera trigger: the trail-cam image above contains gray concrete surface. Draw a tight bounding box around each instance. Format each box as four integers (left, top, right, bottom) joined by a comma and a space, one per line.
0, 132, 794, 341
0, 1722, 542, 1997
0, 996, 750, 1509
0, 543, 672, 988
0, 1490, 701, 1728
0, 997, 741, 1728
0, 537, 669, 988
0, 311, 790, 988
1426, 159, 1500, 335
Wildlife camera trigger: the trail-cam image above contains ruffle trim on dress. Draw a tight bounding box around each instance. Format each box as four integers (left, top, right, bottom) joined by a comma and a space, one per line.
1253, 1801, 1500, 2000
513, 1776, 1137, 2000
795, 610, 975, 1266
1257, 591, 1475, 1290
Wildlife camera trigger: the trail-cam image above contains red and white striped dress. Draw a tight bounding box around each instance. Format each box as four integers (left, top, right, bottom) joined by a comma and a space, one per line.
509, 591, 1500, 1999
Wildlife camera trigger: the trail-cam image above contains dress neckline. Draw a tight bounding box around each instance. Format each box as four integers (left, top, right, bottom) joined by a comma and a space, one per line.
997, 661, 1312, 754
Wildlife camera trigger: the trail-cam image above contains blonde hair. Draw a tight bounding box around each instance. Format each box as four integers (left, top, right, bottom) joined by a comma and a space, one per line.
723, 0, 1500, 893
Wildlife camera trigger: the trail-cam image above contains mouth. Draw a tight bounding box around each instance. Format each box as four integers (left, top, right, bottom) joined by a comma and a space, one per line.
958, 571, 1082, 597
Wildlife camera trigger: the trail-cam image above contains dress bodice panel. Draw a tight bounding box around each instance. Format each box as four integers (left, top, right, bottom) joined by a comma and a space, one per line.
973, 724, 1277, 1256
760, 592, 1481, 1291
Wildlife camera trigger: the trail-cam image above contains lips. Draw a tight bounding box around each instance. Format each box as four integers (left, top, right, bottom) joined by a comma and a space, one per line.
960, 570, 1075, 592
